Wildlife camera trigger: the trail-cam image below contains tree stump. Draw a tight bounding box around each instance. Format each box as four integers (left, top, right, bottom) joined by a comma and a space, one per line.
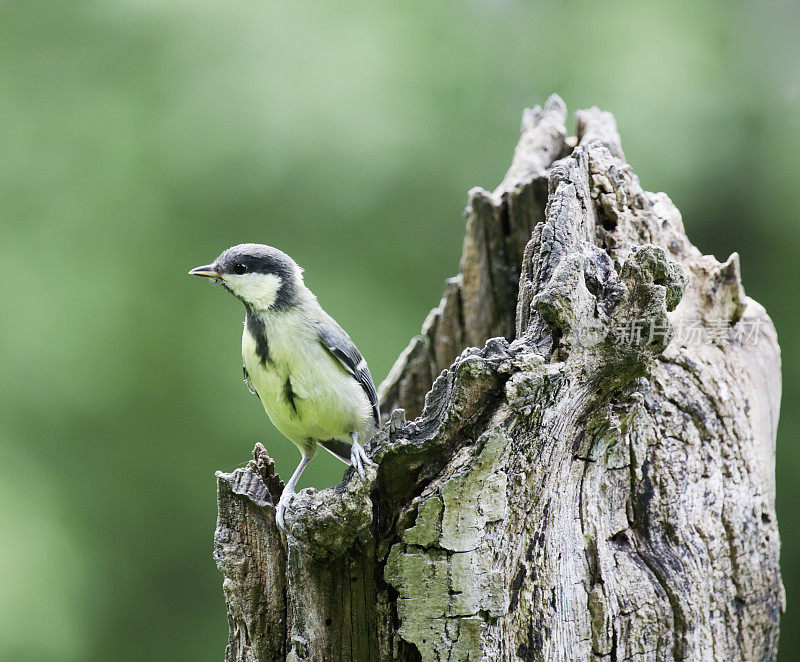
213, 95, 783, 662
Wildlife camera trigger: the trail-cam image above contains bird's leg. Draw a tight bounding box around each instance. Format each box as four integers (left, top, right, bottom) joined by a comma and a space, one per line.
275, 454, 310, 532
350, 431, 377, 478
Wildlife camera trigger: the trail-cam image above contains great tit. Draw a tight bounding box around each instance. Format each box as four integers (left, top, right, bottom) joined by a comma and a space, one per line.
189, 243, 379, 530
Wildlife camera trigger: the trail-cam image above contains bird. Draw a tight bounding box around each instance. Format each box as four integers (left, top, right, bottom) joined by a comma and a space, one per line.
189, 243, 379, 531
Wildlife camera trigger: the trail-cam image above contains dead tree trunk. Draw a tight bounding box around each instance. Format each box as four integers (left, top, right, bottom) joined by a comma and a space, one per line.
213, 95, 783, 662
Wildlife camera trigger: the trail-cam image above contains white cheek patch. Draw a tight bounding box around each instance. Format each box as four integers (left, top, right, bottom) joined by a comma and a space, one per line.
224, 272, 283, 309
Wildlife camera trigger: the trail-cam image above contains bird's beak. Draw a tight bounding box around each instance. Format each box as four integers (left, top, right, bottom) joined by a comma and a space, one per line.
188, 264, 221, 278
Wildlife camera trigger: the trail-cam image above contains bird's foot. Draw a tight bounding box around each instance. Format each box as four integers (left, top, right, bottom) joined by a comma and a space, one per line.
275, 486, 296, 532
350, 438, 376, 479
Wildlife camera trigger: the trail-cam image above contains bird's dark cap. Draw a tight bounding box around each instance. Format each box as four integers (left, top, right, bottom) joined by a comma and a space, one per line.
215, 243, 298, 277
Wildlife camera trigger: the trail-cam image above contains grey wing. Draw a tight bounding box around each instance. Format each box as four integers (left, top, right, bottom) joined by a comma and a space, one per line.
316, 319, 380, 427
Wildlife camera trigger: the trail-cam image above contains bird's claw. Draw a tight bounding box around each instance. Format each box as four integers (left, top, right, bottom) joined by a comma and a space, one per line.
350, 439, 376, 479
275, 486, 296, 532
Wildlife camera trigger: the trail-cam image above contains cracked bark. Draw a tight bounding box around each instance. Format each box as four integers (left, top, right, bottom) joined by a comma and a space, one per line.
213, 95, 783, 662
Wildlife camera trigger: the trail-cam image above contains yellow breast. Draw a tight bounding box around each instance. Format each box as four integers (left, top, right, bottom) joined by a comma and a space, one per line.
242, 318, 372, 455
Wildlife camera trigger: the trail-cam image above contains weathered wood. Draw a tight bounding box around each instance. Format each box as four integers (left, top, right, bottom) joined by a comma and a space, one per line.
214, 95, 783, 661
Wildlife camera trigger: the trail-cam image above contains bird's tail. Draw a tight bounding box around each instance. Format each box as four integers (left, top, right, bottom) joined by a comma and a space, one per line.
318, 438, 352, 466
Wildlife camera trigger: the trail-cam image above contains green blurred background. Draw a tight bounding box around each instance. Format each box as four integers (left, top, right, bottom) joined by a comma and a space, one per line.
0, 0, 797, 659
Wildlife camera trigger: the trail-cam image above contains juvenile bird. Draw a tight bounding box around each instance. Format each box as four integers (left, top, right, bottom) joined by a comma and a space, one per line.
189, 244, 379, 530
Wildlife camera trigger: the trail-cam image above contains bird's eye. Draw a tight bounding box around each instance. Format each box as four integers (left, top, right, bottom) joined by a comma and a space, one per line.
232, 262, 248, 275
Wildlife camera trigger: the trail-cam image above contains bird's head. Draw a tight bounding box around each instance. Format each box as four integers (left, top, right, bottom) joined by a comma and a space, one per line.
189, 243, 302, 311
